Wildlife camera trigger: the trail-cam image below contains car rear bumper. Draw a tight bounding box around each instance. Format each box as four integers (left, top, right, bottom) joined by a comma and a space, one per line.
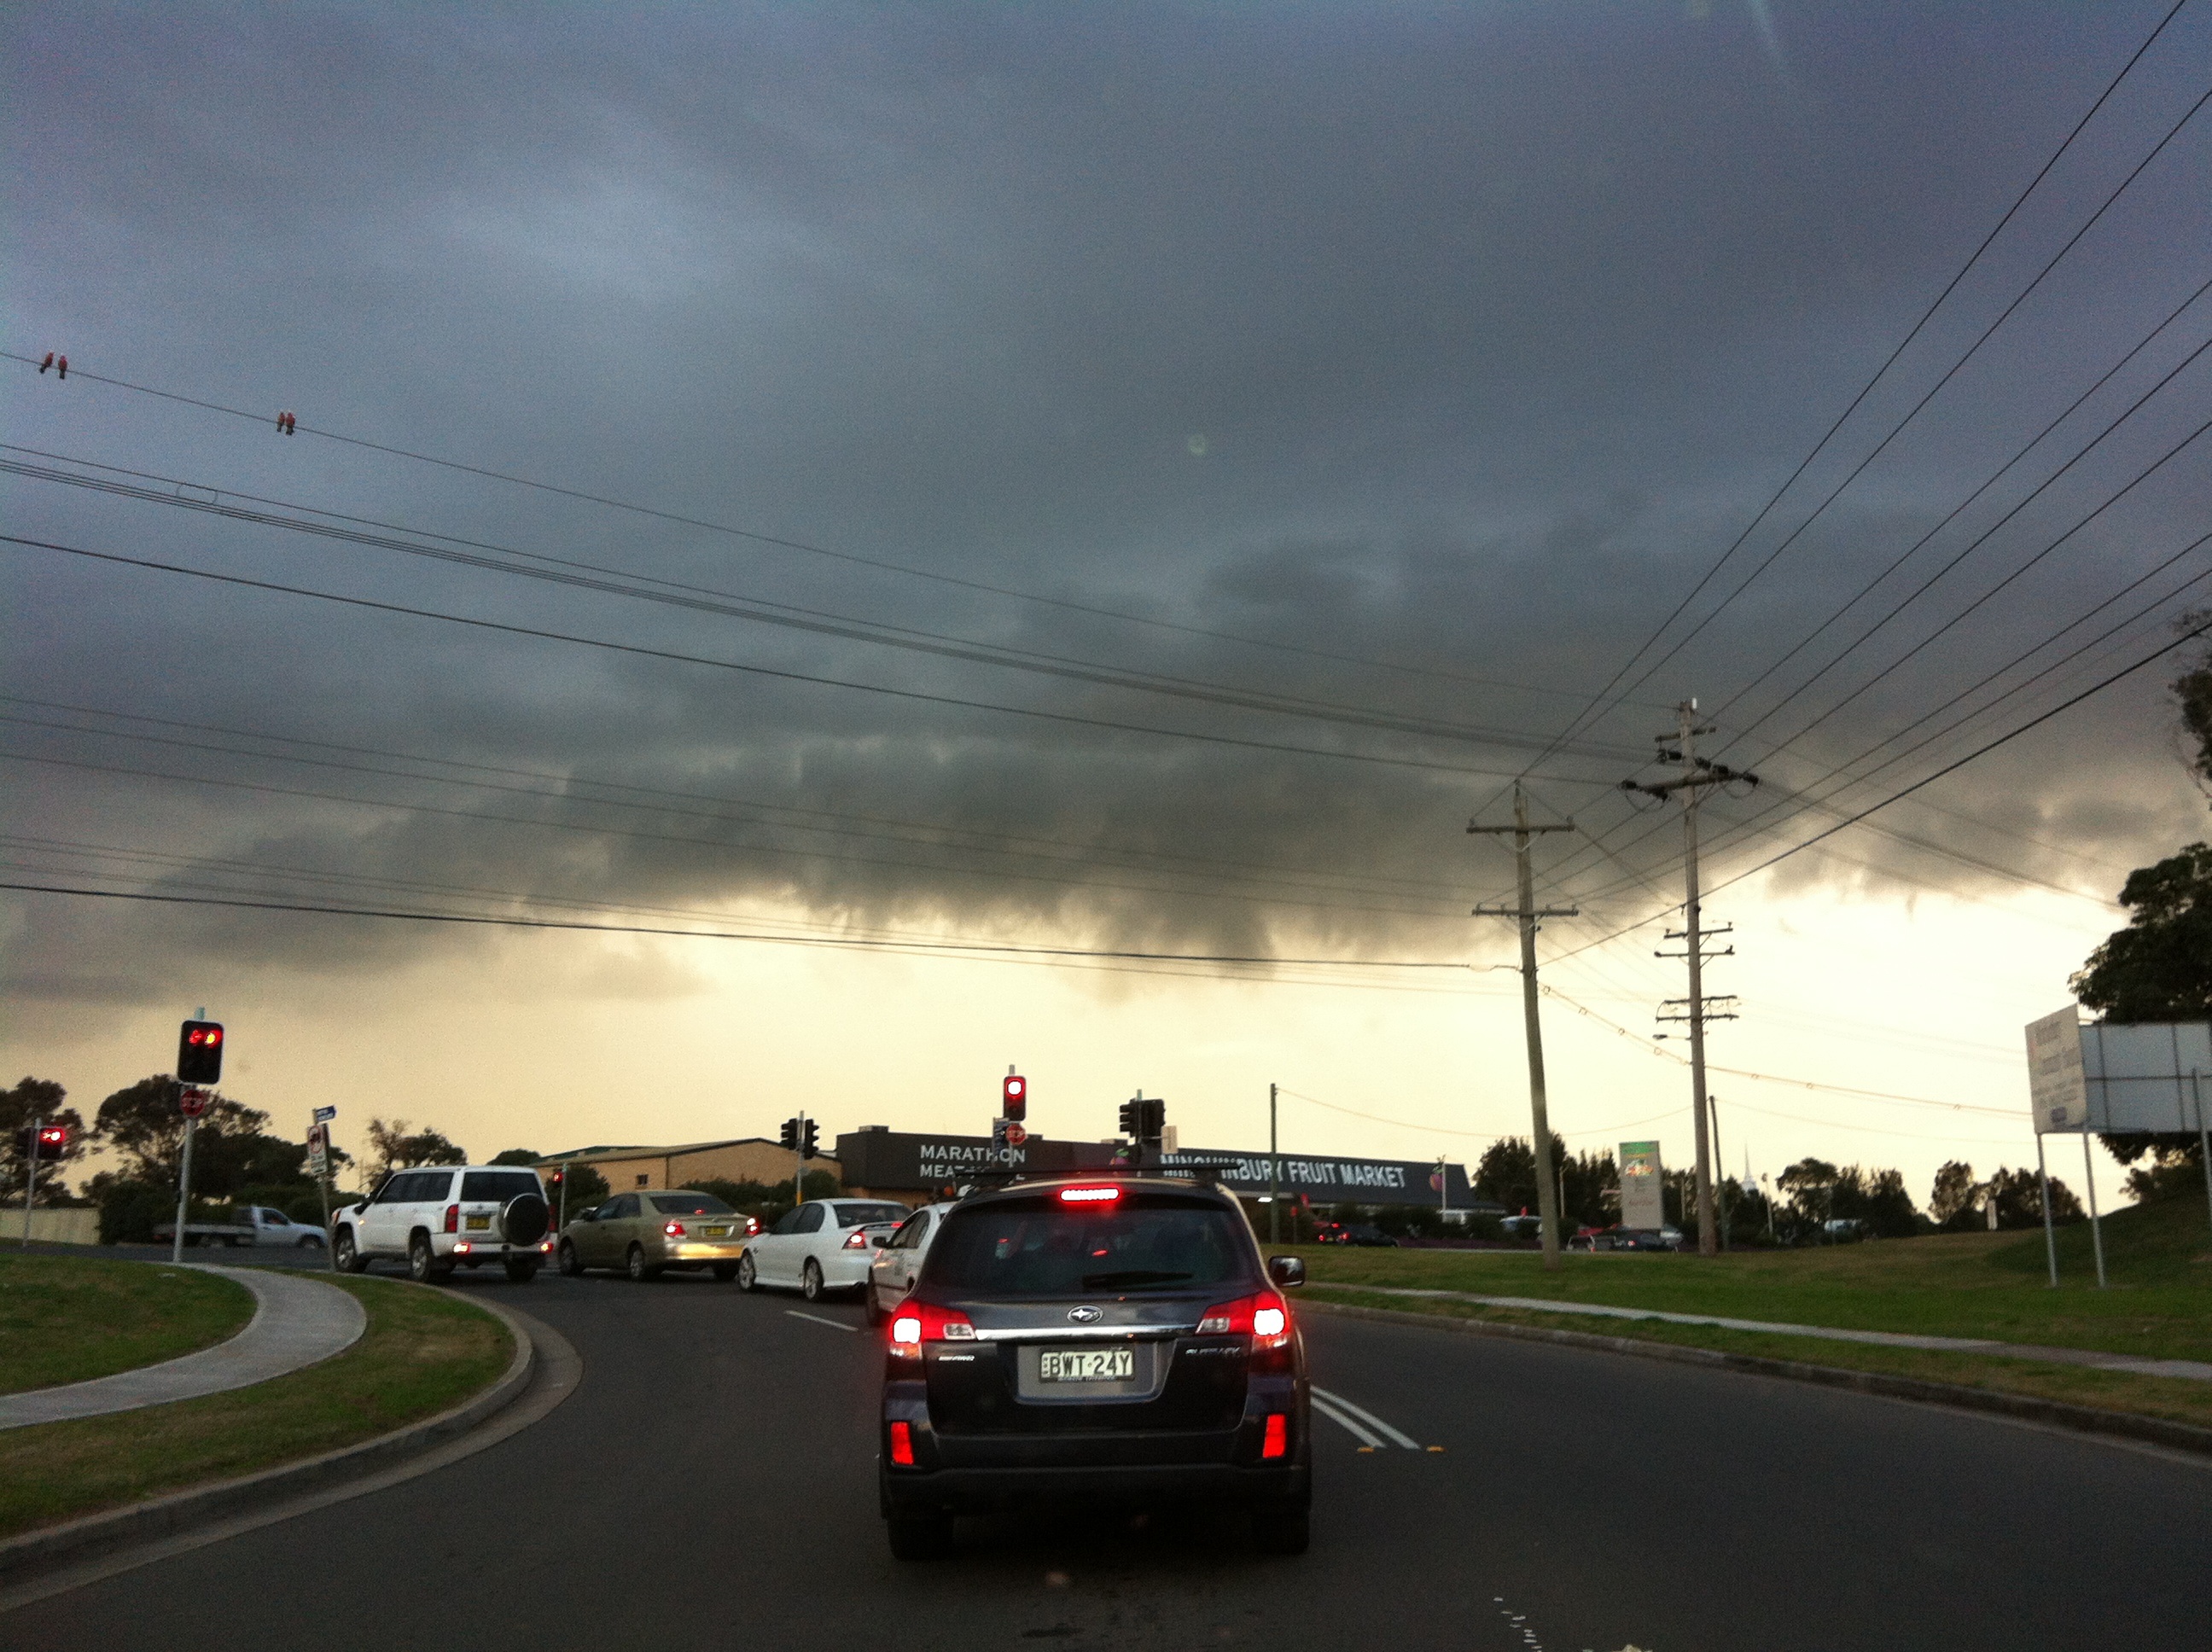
660, 1242, 748, 1262
882, 1457, 1308, 1516
443, 1240, 551, 1259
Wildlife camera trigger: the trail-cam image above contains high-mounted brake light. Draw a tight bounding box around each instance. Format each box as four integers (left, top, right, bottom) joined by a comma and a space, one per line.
888, 1420, 916, 1467
442, 1203, 459, 1234
664, 1221, 686, 1237
1057, 1186, 1122, 1204
1261, 1412, 1289, 1460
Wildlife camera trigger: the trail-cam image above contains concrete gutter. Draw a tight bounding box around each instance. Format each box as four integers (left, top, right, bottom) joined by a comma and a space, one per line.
0, 1283, 555, 1587
1302, 1298, 2212, 1461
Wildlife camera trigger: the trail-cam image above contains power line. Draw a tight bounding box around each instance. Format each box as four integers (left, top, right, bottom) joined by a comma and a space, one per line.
0, 355, 1636, 711
0, 530, 1621, 782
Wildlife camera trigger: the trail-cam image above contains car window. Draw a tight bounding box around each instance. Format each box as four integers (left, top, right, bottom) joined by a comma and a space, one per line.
769, 1207, 805, 1235
795, 1203, 825, 1234
462, 1171, 544, 1203
927, 1195, 1254, 1296
833, 1201, 908, 1228
407, 1171, 456, 1202
649, 1193, 734, 1216
608, 1195, 638, 1220
890, 1211, 929, 1250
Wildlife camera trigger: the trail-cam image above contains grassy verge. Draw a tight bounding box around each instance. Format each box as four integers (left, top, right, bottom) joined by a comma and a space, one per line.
1307, 1287, 2212, 1430
0, 1253, 255, 1394
0, 1273, 512, 1539
1288, 1196, 2212, 1364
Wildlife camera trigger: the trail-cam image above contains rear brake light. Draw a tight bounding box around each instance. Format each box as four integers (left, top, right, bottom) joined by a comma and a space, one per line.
746, 1216, 760, 1236
1058, 1185, 1121, 1204
1198, 1290, 1292, 1347
888, 1301, 975, 1354
453, 1242, 472, 1254
843, 1230, 869, 1249
443, 1203, 458, 1234
1262, 1412, 1289, 1460
664, 1221, 685, 1236
888, 1420, 915, 1466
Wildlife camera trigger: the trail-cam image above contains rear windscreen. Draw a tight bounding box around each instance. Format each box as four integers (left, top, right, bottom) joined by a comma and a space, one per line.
926, 1196, 1254, 1295
651, 1193, 734, 1215
833, 1202, 908, 1228
461, 1172, 543, 1203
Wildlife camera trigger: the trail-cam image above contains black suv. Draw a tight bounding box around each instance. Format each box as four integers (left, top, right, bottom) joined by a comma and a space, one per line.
878, 1173, 1312, 1559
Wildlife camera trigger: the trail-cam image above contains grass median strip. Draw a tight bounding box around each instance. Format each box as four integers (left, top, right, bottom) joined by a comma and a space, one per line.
0, 1253, 255, 1394
0, 1273, 511, 1539
1304, 1286, 2212, 1431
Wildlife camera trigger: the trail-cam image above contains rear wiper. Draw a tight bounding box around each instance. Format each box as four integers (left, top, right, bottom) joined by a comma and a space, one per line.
1079, 1270, 1193, 1289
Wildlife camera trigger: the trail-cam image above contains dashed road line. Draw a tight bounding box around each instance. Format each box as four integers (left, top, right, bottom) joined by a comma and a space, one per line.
1310, 1384, 1423, 1449
785, 1309, 859, 1333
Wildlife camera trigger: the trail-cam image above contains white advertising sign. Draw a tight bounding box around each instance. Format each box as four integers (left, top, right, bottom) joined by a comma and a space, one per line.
1619, 1140, 1664, 1230
2081, 1021, 2212, 1133
2025, 1007, 2087, 1133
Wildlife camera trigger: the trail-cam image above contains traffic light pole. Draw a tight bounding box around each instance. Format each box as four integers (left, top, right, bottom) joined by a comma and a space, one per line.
794, 1109, 807, 1207
171, 1114, 198, 1266
1472, 786, 1577, 1275
1268, 1083, 1280, 1246
20, 1114, 40, 1248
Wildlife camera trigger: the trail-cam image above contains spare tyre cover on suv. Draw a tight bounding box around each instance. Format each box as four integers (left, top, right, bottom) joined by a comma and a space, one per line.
501, 1193, 550, 1246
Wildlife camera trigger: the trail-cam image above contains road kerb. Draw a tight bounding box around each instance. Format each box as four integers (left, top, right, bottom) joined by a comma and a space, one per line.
1302, 1299, 2212, 1461
0, 1282, 537, 1584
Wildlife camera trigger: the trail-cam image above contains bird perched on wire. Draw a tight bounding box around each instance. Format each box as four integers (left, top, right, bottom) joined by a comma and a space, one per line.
38, 352, 67, 379
276, 410, 296, 435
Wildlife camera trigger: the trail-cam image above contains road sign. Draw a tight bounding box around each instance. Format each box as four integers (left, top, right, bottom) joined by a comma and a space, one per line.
1620, 1141, 1664, 1229
178, 1085, 211, 1118
306, 1122, 329, 1176
312, 1105, 337, 1123
1003, 1122, 1028, 1149
991, 1117, 1010, 1149
2026, 1008, 2087, 1132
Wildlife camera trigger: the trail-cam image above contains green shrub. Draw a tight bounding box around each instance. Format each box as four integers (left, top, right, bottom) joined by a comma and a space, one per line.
97, 1180, 172, 1245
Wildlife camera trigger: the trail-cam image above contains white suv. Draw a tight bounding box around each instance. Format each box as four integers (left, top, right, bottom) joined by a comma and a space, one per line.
332, 1166, 553, 1283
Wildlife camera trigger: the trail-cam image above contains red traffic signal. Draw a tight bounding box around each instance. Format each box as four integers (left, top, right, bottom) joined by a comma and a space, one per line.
178, 1020, 225, 1085
34, 1124, 67, 1152
1002, 1073, 1027, 1122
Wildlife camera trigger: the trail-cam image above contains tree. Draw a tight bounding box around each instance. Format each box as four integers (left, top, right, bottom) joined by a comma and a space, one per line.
1987, 1166, 2083, 1227
555, 1163, 610, 1213
2174, 609, 2211, 794
1929, 1160, 1979, 1230
364, 1118, 468, 1182
489, 1148, 542, 1166
1777, 1158, 1841, 1230
2071, 844, 2212, 1022
1474, 1133, 1569, 1216
96, 1075, 268, 1191
0, 1077, 92, 1205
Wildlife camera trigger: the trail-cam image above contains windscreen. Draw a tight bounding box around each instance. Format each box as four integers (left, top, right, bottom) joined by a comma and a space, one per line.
651, 1193, 734, 1215
926, 1195, 1254, 1295
833, 1201, 908, 1228
461, 1171, 543, 1203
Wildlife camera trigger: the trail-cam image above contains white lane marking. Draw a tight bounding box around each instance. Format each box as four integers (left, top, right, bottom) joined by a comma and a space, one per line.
1310, 1385, 1423, 1449
785, 1310, 859, 1334
1309, 1393, 1388, 1448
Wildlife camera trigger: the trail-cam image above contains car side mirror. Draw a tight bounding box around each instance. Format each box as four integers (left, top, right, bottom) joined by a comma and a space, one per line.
1267, 1254, 1306, 1288
577, 1206, 598, 1222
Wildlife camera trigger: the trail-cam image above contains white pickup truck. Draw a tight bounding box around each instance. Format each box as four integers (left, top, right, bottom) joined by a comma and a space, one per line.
154, 1205, 328, 1249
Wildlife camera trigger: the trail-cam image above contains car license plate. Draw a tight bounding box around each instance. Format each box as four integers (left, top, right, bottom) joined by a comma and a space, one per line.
702, 1224, 731, 1237
1039, 1347, 1133, 1382
465, 1214, 492, 1231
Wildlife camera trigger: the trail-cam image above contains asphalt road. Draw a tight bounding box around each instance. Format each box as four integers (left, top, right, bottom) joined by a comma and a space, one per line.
15, 1263, 2204, 1649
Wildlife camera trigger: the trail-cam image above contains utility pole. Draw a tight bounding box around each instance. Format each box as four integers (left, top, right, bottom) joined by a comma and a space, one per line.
1268, 1083, 1281, 1246
20, 1115, 41, 1248
1472, 784, 1578, 1274
1623, 701, 1756, 1258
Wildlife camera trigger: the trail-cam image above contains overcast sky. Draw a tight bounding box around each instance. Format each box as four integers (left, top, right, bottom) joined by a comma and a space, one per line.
5, 2, 2209, 1205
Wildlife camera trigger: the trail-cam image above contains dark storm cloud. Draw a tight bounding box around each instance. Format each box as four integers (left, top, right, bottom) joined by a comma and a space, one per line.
4, 1, 2209, 1002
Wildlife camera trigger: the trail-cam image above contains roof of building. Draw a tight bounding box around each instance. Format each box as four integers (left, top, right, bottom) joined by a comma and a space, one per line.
537, 1137, 804, 1166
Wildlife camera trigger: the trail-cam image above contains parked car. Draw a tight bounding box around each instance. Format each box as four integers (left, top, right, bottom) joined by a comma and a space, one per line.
331, 1165, 552, 1283
864, 1201, 961, 1323
154, 1205, 327, 1249
737, 1197, 911, 1300
877, 1173, 1312, 1559
1499, 1214, 1545, 1242
1340, 1223, 1397, 1248
557, 1189, 758, 1281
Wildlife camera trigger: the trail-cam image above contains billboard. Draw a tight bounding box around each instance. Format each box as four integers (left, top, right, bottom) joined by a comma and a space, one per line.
1619, 1140, 1664, 1229
2081, 1021, 2212, 1132
2026, 1007, 2087, 1133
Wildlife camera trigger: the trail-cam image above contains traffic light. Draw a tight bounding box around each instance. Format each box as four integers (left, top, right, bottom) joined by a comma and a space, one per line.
800, 1120, 819, 1160
1002, 1073, 1026, 1121
778, 1116, 799, 1151
1116, 1096, 1165, 1148
35, 1124, 67, 1154
178, 1020, 225, 1085
1118, 1098, 1139, 1138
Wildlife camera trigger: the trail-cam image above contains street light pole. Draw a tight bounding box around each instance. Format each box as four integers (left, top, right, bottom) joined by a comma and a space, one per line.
1268, 1083, 1281, 1246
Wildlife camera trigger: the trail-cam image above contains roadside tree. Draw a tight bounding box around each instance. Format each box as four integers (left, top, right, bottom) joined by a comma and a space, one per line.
1929, 1160, 1980, 1229
95, 1075, 267, 1192
0, 1076, 92, 1204
364, 1117, 468, 1182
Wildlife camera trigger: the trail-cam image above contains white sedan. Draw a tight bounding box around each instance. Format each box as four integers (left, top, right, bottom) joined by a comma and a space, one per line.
863, 1201, 960, 1323
736, 1198, 911, 1300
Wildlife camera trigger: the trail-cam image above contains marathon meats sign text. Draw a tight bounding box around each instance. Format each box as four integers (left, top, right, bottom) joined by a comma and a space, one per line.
1160, 1150, 1472, 1206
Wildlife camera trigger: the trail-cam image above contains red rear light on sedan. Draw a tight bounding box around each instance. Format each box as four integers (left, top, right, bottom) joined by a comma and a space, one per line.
843, 1230, 870, 1250
888, 1420, 916, 1466
746, 1216, 760, 1236
888, 1301, 975, 1356
664, 1221, 686, 1237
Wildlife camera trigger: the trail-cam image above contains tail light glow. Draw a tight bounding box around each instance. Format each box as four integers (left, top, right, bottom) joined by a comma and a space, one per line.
442, 1203, 459, 1234
1057, 1186, 1122, 1204
888, 1420, 915, 1466
453, 1242, 472, 1254
746, 1216, 760, 1236
1197, 1290, 1294, 1370
888, 1301, 975, 1355
1261, 1412, 1289, 1460
664, 1221, 686, 1237
843, 1230, 870, 1249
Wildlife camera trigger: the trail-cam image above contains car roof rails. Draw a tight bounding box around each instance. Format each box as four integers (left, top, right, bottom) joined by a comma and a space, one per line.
961, 1162, 1228, 1192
